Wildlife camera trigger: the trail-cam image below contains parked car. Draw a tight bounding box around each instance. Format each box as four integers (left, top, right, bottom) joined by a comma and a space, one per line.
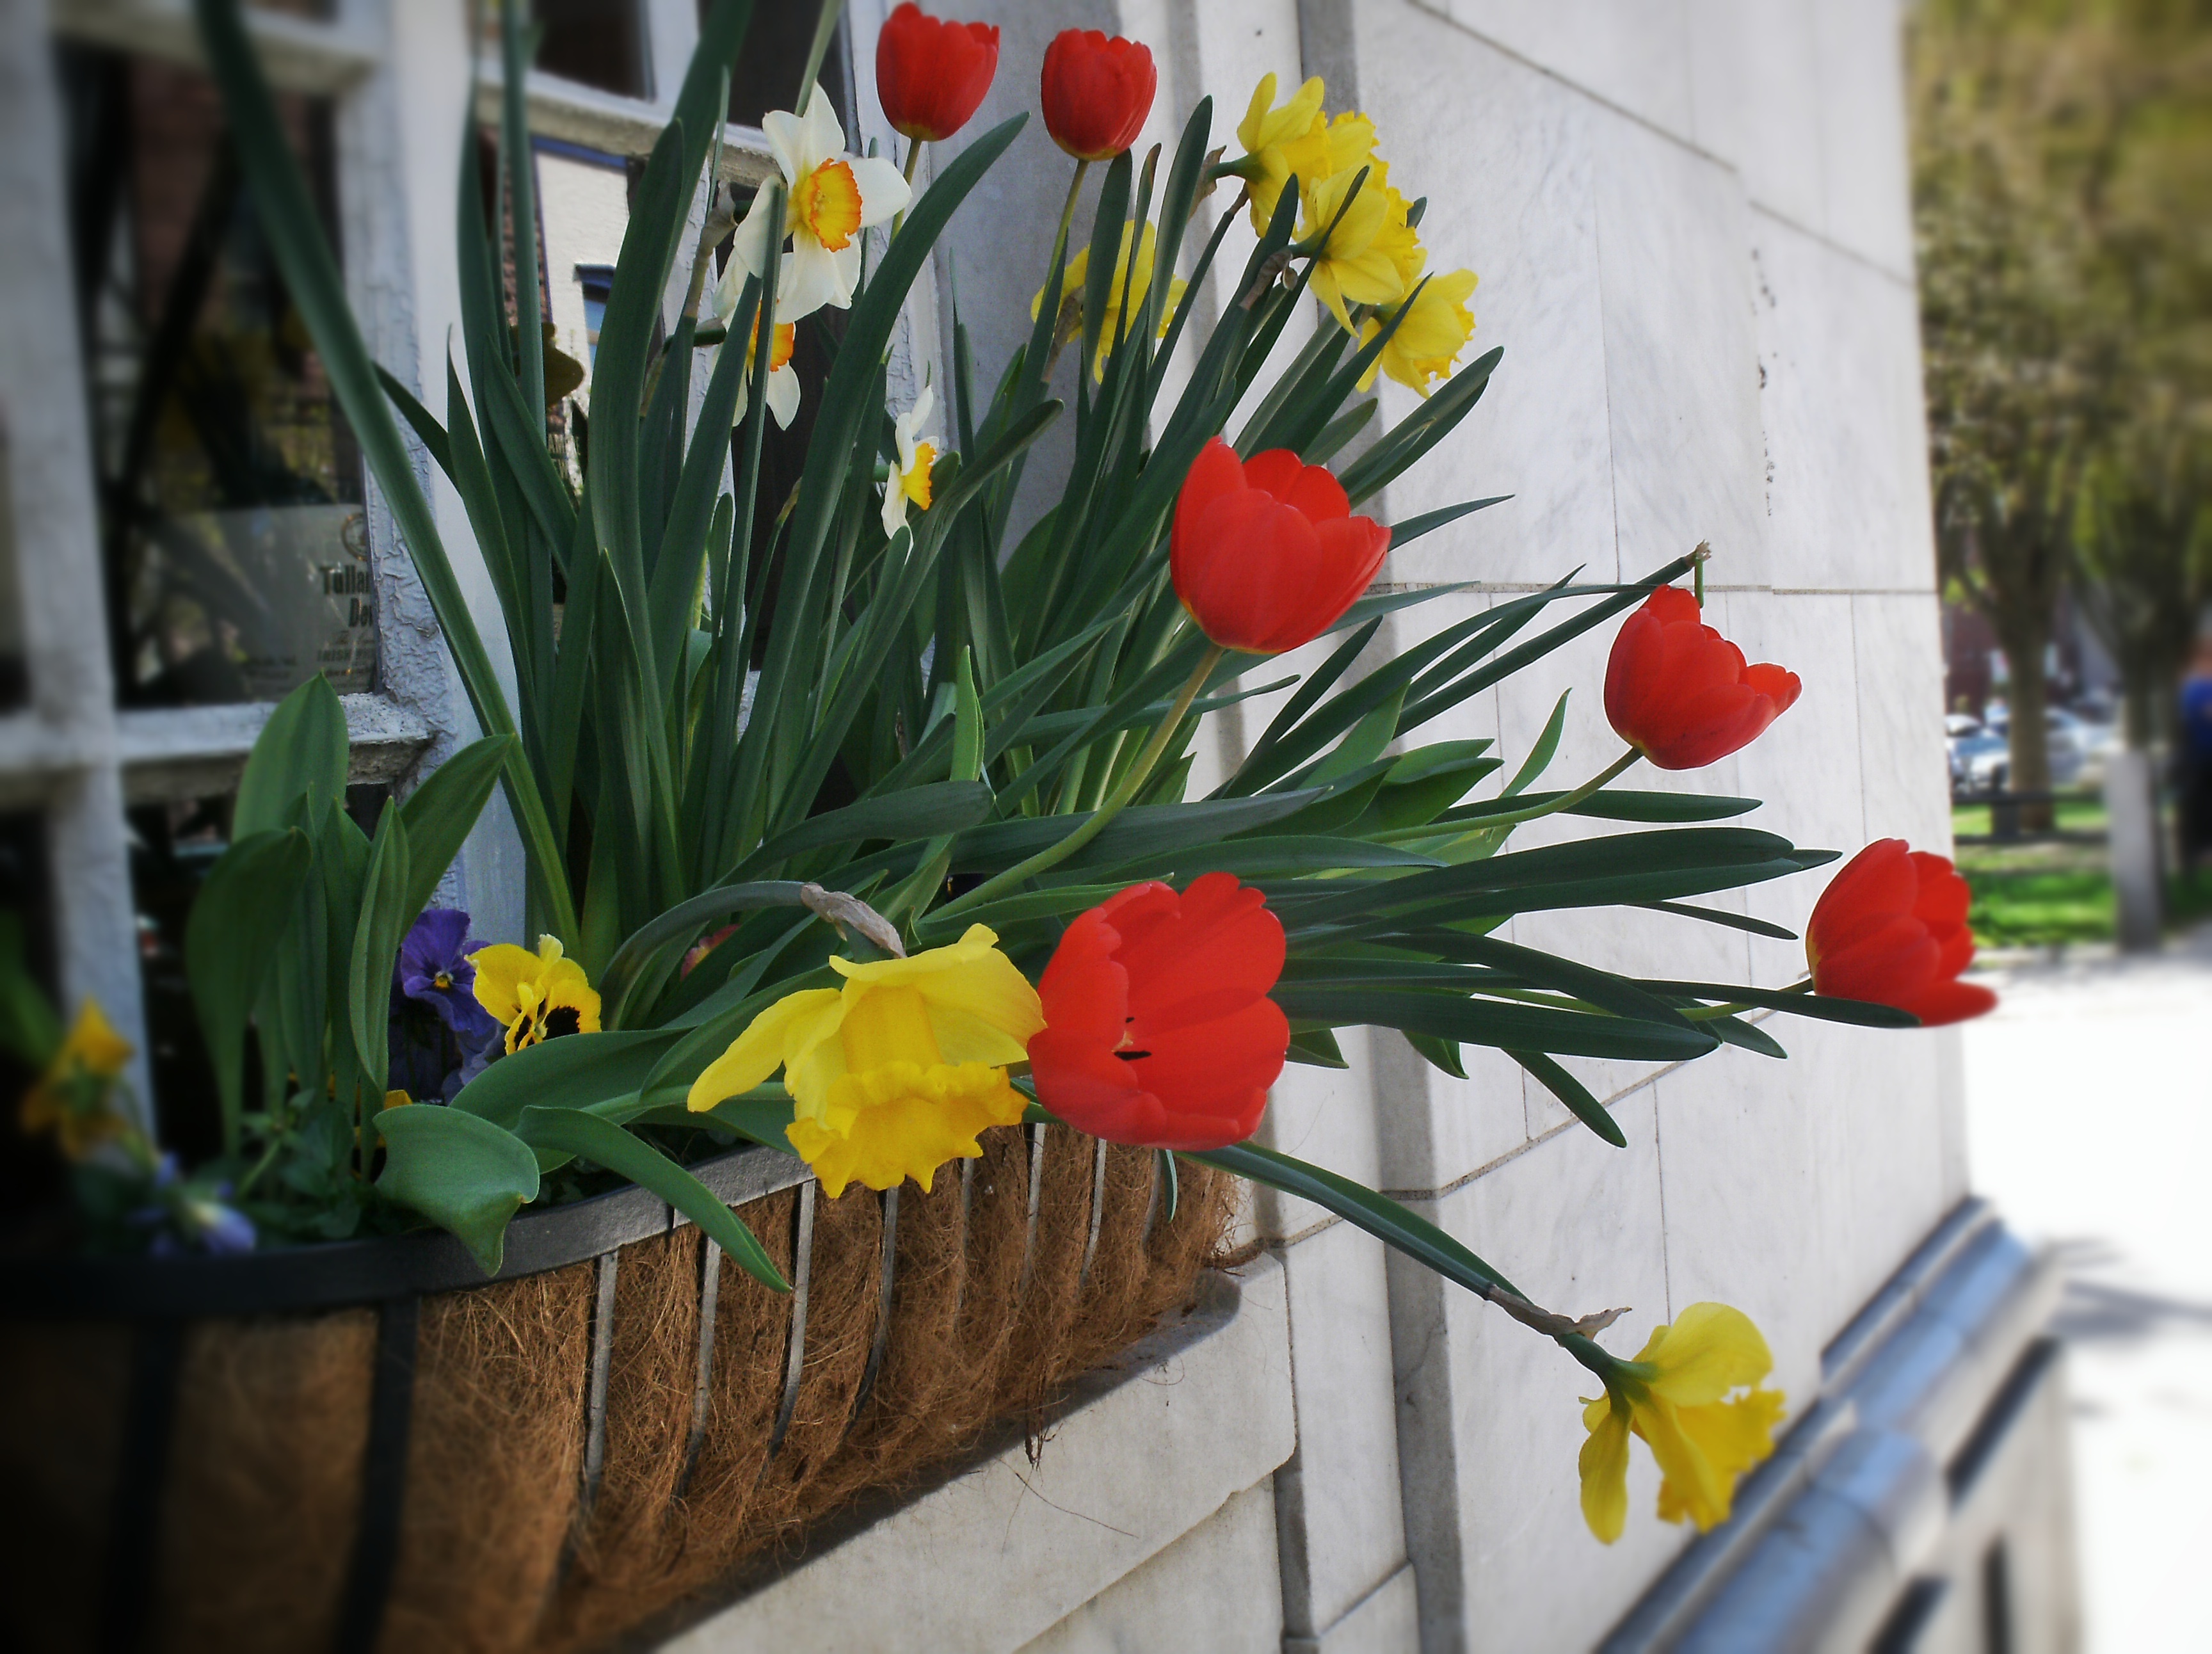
1948, 709, 2090, 795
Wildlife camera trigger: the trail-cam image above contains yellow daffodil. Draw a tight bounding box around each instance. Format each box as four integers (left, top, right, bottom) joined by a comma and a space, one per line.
1358, 266, 1479, 396
1578, 1303, 1786, 1543
1031, 220, 1187, 381
730, 92, 911, 321
1235, 72, 1328, 229
468, 935, 602, 1054
20, 999, 134, 1160
882, 381, 938, 537
710, 302, 801, 431
1299, 157, 1419, 334
685, 924, 1043, 1198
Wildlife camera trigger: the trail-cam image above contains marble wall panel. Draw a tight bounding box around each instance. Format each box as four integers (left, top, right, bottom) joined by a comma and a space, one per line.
1790, 1018, 1957, 1345
1684, 0, 1827, 232
1419, 0, 1697, 139
1752, 210, 1937, 593
1591, 104, 1769, 590
1811, 0, 1916, 281
1018, 1481, 1285, 1654
1390, 1093, 1687, 1649
1352, 6, 1615, 589
1653, 1043, 1825, 1414
1854, 591, 1955, 855
1272, 1219, 1416, 1639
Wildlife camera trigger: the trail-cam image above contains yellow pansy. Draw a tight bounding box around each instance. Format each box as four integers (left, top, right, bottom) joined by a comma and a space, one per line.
1299, 157, 1420, 334
468, 935, 602, 1054
1235, 72, 1328, 230
20, 999, 134, 1160
1358, 266, 1479, 396
1577, 1302, 1786, 1543
686, 924, 1043, 1199
1032, 220, 1188, 381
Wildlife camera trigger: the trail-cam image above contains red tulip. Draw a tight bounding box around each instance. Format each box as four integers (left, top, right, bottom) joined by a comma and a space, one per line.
876, 4, 999, 144
1605, 586, 1802, 769
1807, 839, 1996, 1025
1028, 873, 1290, 1152
1039, 28, 1156, 161
1171, 438, 1391, 654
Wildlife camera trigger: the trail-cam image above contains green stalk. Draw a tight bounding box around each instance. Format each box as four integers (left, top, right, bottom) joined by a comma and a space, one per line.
924, 642, 1223, 935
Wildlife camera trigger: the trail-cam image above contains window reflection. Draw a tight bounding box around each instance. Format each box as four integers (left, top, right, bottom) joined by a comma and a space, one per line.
537, 0, 652, 100
63, 46, 371, 711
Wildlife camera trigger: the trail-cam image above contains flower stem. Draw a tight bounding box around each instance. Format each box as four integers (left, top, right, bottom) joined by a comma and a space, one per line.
892, 138, 924, 238
1038, 159, 1090, 379
924, 642, 1224, 935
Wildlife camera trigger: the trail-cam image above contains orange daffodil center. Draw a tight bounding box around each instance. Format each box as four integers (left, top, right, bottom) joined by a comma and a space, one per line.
1576, 1303, 1786, 1544
685, 924, 1043, 1199
790, 156, 865, 252
730, 92, 911, 323
709, 283, 805, 431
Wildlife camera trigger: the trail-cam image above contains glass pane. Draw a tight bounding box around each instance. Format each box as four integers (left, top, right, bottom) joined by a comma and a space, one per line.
0, 812, 63, 1244
61, 45, 373, 711
126, 783, 389, 1156
714, 0, 849, 130
538, 0, 652, 100
0, 442, 24, 711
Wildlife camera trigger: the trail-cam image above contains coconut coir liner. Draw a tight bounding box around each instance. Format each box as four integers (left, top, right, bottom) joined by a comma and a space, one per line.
6, 1123, 1231, 1652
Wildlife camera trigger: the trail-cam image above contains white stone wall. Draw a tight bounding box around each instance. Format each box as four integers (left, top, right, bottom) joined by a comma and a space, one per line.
929, 1, 1964, 1648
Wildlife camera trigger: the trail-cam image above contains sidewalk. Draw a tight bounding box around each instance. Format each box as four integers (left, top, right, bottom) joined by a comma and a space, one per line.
1961, 927, 2212, 1653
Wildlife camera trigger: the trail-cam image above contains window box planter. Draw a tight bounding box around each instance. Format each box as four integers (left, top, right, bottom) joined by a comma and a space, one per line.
0, 1128, 1228, 1653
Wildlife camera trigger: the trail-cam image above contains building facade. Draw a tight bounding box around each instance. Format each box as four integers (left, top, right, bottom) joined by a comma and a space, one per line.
0, 0, 2072, 1648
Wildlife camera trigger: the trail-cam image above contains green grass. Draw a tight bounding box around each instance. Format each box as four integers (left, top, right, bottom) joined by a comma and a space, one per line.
1953, 801, 2212, 948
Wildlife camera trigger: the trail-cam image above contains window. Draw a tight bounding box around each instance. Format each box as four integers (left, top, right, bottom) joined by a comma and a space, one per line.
538, 0, 652, 101
11, 0, 885, 1143
61, 44, 370, 711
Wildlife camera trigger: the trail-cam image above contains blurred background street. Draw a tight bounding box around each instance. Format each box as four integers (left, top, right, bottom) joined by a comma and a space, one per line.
1964, 929, 2212, 1652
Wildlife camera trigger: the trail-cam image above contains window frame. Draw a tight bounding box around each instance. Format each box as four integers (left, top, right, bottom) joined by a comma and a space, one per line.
4, 0, 915, 1132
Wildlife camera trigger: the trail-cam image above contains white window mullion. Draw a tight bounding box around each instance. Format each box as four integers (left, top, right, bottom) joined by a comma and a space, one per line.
1, 0, 152, 1114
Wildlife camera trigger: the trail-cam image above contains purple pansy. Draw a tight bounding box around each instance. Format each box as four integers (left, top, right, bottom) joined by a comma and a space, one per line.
394, 909, 499, 1043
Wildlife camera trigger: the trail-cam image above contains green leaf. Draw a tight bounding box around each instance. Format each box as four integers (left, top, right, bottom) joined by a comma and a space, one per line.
375, 1102, 541, 1274
1377, 741, 1500, 828
1636, 901, 1799, 941
234, 676, 348, 839
950, 792, 1321, 876
599, 883, 817, 1029
0, 913, 62, 1067
453, 1029, 684, 1130
1269, 985, 1714, 1061
1389, 497, 1511, 550
186, 828, 314, 1153
1187, 1135, 1549, 1317
735, 782, 995, 878
1286, 1025, 1350, 1068
1501, 691, 1569, 800
1704, 1015, 1788, 1059
396, 735, 513, 927
1406, 1030, 1468, 1080
1303, 686, 1404, 787
1639, 982, 1921, 1029
377, 363, 453, 479
348, 803, 413, 1095
515, 1106, 789, 1292
1509, 1049, 1627, 1147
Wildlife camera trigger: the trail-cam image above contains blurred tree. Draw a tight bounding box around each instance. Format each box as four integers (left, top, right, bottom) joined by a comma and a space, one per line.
1912, 0, 2212, 824
2077, 406, 2211, 746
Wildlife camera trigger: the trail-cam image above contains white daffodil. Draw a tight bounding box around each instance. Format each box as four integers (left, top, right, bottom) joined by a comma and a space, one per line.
716, 307, 801, 431
881, 383, 938, 538
728, 92, 911, 322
